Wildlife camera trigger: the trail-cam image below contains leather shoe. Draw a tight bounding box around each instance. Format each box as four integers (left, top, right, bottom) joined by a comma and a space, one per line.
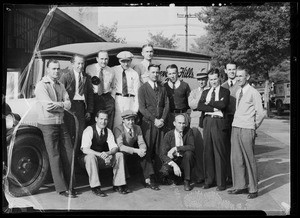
184, 180, 192, 191
247, 192, 258, 199
216, 186, 226, 191
113, 186, 128, 194
91, 187, 107, 197
122, 185, 132, 193
145, 182, 160, 191
59, 190, 77, 198
227, 188, 248, 195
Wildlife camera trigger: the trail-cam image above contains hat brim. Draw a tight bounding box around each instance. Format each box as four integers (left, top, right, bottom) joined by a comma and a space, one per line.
122, 115, 136, 119
196, 76, 208, 80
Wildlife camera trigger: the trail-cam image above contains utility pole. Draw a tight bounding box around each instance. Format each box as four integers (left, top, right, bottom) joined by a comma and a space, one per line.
177, 6, 197, 51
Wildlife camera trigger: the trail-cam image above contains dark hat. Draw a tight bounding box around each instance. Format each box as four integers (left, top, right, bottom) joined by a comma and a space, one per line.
195, 72, 208, 80
121, 110, 137, 119
117, 51, 134, 60
91, 76, 101, 85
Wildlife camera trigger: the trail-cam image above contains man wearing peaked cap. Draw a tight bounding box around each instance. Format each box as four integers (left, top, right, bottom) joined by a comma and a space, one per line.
112, 51, 140, 129
117, 51, 134, 60
113, 109, 160, 191
188, 71, 209, 185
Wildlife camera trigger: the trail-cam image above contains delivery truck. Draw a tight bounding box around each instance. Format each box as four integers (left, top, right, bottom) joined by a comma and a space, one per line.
5, 42, 211, 197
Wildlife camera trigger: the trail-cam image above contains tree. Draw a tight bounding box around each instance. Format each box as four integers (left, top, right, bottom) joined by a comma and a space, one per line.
194, 3, 290, 115
147, 31, 179, 49
98, 22, 126, 43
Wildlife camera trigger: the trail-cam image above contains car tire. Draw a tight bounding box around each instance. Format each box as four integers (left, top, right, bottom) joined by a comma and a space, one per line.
6, 133, 49, 197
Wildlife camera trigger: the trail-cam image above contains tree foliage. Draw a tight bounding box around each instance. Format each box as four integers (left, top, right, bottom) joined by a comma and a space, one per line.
98, 22, 126, 43
147, 31, 179, 49
193, 3, 290, 80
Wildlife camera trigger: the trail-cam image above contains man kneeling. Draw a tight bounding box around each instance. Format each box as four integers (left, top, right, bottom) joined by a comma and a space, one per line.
114, 110, 159, 190
160, 114, 195, 191
81, 110, 130, 196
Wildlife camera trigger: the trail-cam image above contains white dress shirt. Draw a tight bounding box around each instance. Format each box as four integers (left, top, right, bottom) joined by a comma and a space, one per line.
205, 85, 224, 117
81, 125, 118, 151
174, 129, 183, 157
85, 64, 115, 95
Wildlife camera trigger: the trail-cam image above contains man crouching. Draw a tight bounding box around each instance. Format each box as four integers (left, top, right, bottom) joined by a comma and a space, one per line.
80, 110, 130, 196
160, 114, 195, 191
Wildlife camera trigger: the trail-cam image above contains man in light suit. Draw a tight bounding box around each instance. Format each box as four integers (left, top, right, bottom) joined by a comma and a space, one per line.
85, 50, 115, 130
197, 68, 230, 191
221, 63, 240, 186
138, 64, 169, 181
112, 51, 140, 129
59, 54, 94, 160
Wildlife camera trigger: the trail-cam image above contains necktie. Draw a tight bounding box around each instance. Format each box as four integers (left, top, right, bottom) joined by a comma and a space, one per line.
210, 88, 216, 103
78, 72, 84, 95
230, 80, 233, 87
238, 89, 243, 105
122, 69, 128, 95
129, 129, 133, 137
154, 82, 158, 92
100, 129, 104, 137
98, 68, 104, 95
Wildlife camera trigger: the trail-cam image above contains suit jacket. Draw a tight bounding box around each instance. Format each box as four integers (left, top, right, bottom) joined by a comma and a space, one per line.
160, 128, 195, 164
197, 86, 230, 128
113, 124, 147, 154
59, 69, 94, 113
221, 80, 240, 116
138, 82, 169, 122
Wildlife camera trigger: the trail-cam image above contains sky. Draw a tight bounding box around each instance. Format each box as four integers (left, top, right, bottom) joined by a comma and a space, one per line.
60, 6, 208, 51
97, 6, 207, 51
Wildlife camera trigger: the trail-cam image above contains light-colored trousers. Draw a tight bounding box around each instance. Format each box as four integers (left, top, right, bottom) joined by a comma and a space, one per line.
231, 127, 258, 193
84, 152, 126, 188
114, 95, 136, 129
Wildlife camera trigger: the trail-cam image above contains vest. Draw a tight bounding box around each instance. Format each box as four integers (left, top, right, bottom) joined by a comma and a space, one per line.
90, 124, 109, 152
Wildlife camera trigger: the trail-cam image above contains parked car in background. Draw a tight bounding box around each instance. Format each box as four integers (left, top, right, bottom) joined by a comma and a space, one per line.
271, 82, 290, 115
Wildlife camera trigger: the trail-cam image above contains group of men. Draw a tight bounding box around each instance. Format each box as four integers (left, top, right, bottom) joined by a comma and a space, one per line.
34, 43, 265, 200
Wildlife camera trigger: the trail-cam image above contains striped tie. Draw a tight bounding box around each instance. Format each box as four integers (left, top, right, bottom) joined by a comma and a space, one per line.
122, 69, 128, 95
238, 89, 243, 105
98, 68, 104, 95
78, 72, 84, 95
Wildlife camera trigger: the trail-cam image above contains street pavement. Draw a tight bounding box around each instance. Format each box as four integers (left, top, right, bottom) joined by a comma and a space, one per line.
3, 115, 291, 215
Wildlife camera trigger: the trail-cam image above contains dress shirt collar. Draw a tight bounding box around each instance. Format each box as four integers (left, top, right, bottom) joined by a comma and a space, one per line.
96, 63, 106, 73
228, 78, 236, 86
240, 83, 250, 94
96, 125, 105, 136
147, 80, 157, 89
46, 75, 57, 85
210, 84, 220, 92
168, 79, 181, 89
123, 123, 133, 134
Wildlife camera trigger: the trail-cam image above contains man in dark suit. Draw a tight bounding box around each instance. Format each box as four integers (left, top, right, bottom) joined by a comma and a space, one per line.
59, 54, 94, 159
221, 63, 240, 186
138, 64, 169, 181
114, 110, 159, 190
197, 68, 230, 191
160, 114, 195, 191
